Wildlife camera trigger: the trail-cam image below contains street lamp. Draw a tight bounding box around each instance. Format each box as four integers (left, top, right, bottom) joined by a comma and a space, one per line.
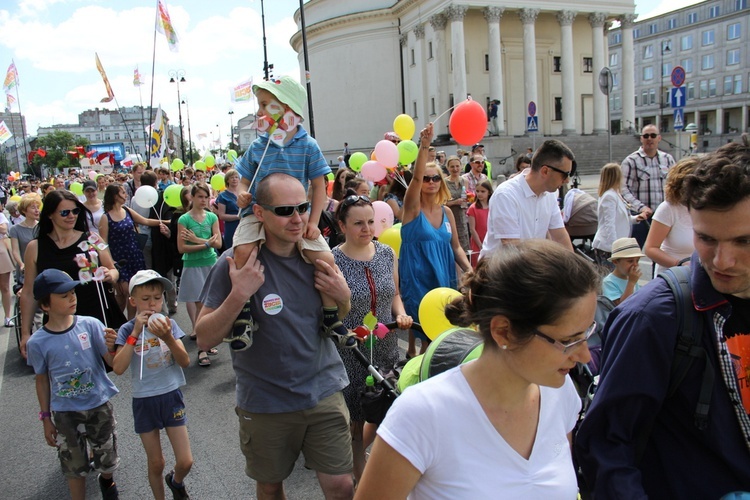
228, 110, 235, 150
168, 69, 186, 162
659, 39, 672, 132
181, 99, 192, 164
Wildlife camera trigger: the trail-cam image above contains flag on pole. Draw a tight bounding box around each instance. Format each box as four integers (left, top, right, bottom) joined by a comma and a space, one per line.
231, 79, 253, 102
95, 53, 115, 103
4, 93, 15, 112
149, 106, 167, 168
156, 0, 180, 52
0, 121, 12, 144
3, 62, 18, 92
133, 67, 144, 87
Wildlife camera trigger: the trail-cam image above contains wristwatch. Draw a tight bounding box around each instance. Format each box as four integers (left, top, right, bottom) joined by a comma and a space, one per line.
39, 411, 51, 421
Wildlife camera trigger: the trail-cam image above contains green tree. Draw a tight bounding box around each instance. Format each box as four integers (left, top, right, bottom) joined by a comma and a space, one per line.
32, 130, 90, 174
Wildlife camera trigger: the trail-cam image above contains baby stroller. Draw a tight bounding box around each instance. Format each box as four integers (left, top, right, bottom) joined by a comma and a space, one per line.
563, 188, 598, 262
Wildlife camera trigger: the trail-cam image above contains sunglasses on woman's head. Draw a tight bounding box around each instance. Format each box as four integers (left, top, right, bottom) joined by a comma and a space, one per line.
341, 195, 371, 208
423, 175, 442, 183
58, 208, 82, 217
260, 201, 311, 217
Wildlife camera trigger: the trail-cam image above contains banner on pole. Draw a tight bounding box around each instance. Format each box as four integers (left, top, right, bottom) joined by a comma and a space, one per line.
0, 121, 13, 144
95, 53, 115, 103
231, 79, 253, 102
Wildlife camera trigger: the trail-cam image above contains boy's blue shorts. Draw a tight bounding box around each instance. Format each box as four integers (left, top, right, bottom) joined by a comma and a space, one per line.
132, 388, 187, 434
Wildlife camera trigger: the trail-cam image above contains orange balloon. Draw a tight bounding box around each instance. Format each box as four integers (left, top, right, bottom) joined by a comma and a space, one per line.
371, 151, 377, 161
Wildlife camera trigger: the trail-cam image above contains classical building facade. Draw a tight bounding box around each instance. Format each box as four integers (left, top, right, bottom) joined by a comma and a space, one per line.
291, 0, 635, 156
608, 0, 749, 142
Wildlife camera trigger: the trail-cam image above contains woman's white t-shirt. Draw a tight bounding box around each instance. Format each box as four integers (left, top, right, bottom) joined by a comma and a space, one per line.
652, 201, 694, 276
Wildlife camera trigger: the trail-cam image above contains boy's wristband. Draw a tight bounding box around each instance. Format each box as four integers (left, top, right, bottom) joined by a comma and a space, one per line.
126, 335, 138, 346
39, 411, 51, 421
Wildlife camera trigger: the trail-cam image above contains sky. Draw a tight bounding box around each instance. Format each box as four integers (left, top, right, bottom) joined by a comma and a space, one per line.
1, 0, 703, 150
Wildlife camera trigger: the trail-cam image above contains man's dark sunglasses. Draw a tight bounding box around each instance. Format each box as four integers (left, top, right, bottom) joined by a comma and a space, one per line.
423, 175, 442, 183
641, 133, 658, 139
544, 164, 573, 179
341, 195, 371, 208
260, 201, 311, 217
59, 207, 82, 217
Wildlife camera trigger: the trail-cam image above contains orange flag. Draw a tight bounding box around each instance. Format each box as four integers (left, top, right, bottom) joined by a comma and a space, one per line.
95, 53, 114, 103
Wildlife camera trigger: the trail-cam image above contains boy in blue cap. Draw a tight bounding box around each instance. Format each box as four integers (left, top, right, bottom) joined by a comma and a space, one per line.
26, 269, 120, 500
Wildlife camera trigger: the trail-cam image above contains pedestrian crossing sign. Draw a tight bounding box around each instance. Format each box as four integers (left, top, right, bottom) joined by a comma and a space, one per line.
674, 108, 684, 131
527, 116, 539, 132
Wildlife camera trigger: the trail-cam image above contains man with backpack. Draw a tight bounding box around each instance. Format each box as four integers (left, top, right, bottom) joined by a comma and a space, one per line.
576, 137, 750, 497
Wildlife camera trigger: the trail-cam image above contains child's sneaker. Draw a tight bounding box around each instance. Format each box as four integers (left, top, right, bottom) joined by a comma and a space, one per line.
322, 321, 358, 348
98, 474, 119, 500
165, 470, 190, 500
223, 300, 257, 351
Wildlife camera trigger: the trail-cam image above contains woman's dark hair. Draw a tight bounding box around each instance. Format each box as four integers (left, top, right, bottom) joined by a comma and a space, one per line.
334, 188, 373, 223
344, 178, 368, 193
103, 183, 123, 212
386, 170, 412, 201
191, 182, 210, 199
179, 186, 191, 212
474, 180, 494, 209
445, 240, 600, 349
683, 134, 750, 211
514, 155, 531, 173
332, 169, 356, 201
38, 189, 89, 236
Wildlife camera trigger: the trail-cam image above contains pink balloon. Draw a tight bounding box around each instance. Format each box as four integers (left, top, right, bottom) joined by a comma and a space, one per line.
373, 140, 399, 168
372, 200, 394, 237
89, 170, 98, 180
373, 322, 389, 339
361, 160, 387, 183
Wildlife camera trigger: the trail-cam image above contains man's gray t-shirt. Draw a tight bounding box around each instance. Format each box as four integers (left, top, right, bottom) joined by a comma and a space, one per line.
200, 247, 349, 413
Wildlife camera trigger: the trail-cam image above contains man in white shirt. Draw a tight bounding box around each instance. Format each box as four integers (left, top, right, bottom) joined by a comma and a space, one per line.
480, 139, 574, 259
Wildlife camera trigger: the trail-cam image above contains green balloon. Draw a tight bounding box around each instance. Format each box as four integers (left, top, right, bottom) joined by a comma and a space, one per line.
349, 152, 367, 172
164, 184, 183, 208
210, 173, 226, 192
227, 149, 238, 162
397, 140, 418, 165
194, 160, 207, 171
204, 154, 216, 168
326, 172, 334, 181
69, 181, 83, 196
171, 158, 184, 172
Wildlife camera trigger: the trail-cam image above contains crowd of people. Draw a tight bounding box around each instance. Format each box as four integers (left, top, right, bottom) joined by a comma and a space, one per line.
9, 72, 750, 500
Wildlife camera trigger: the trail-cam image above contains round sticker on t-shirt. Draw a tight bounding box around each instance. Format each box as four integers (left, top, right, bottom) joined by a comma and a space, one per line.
262, 294, 283, 315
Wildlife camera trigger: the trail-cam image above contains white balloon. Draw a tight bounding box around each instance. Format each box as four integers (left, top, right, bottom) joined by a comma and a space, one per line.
148, 313, 166, 330
133, 185, 158, 208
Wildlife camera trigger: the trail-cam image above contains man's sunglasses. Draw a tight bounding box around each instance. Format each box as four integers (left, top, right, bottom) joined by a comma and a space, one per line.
641, 133, 658, 139
544, 164, 573, 179
260, 201, 311, 217
423, 175, 442, 183
341, 195, 371, 208
471, 160, 484, 164
58, 207, 82, 217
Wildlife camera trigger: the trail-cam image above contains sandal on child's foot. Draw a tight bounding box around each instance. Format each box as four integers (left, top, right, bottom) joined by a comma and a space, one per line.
197, 351, 211, 367
223, 301, 257, 351
206, 347, 219, 356
323, 321, 358, 349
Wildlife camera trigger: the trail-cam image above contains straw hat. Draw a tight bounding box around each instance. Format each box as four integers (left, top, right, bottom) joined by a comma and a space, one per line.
609, 237, 646, 261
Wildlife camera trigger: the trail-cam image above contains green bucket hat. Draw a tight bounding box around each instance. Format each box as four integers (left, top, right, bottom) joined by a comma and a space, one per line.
253, 76, 306, 118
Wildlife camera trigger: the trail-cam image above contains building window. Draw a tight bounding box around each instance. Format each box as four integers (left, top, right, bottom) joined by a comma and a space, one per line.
702, 30, 715, 46
635, 94, 639, 106
644, 45, 654, 58
554, 97, 563, 121
410, 49, 415, 66
642, 90, 649, 105
649, 23, 658, 34
662, 62, 672, 77
96, 134, 101, 141
428, 41, 433, 60
734, 74, 743, 94
662, 87, 670, 106
681, 34, 693, 50
699, 80, 708, 98
728, 23, 741, 40
687, 12, 698, 24
412, 101, 418, 118
708, 79, 716, 97
737, 0, 748, 10
633, 28, 640, 39
105, 134, 110, 140
582, 57, 593, 73
484, 54, 489, 71
609, 53, 619, 67
687, 81, 695, 99
649, 88, 656, 104
611, 33, 621, 44
551, 56, 560, 72
708, 5, 720, 17
667, 18, 677, 29
702, 54, 715, 70
613, 72, 620, 88
114, 133, 120, 140
681, 58, 693, 73
725, 75, 733, 94
643, 66, 654, 81
727, 48, 741, 65
614, 94, 621, 110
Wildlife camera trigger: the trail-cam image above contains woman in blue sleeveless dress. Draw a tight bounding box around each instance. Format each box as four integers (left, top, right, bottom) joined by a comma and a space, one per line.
399, 123, 471, 357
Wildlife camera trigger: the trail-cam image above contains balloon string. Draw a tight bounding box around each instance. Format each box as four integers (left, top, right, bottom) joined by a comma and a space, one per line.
247, 116, 284, 191
433, 103, 459, 125
139, 325, 145, 380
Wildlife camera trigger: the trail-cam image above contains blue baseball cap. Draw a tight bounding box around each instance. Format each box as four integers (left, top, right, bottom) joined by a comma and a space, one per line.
34, 269, 80, 300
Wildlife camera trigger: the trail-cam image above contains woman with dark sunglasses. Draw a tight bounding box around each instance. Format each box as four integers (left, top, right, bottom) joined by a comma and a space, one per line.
19, 189, 125, 358
399, 124, 471, 358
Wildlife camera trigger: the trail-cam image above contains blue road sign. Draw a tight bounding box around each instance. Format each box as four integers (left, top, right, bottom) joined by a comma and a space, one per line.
671, 87, 686, 108
527, 116, 539, 132
671, 66, 686, 87
674, 108, 685, 131
528, 101, 537, 116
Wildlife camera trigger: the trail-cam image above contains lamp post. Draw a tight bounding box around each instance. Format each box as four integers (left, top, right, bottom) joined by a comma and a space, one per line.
659, 39, 672, 132
181, 99, 192, 164
168, 69, 186, 162
228, 110, 235, 151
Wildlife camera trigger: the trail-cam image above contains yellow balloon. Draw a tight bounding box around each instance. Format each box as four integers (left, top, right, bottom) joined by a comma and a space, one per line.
393, 114, 415, 141
9, 195, 22, 203
378, 226, 401, 258
418, 287, 463, 341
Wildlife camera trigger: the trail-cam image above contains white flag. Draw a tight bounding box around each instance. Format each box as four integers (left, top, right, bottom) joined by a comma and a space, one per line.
149, 106, 167, 168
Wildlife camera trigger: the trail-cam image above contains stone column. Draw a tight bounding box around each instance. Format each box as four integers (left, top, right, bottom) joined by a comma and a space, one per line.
446, 4, 469, 102
413, 24, 426, 120
430, 14, 449, 117
619, 14, 637, 133
742, 104, 748, 133
589, 12, 608, 134
519, 8, 540, 133
557, 10, 577, 135
715, 106, 723, 135
400, 34, 409, 114
484, 6, 505, 135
